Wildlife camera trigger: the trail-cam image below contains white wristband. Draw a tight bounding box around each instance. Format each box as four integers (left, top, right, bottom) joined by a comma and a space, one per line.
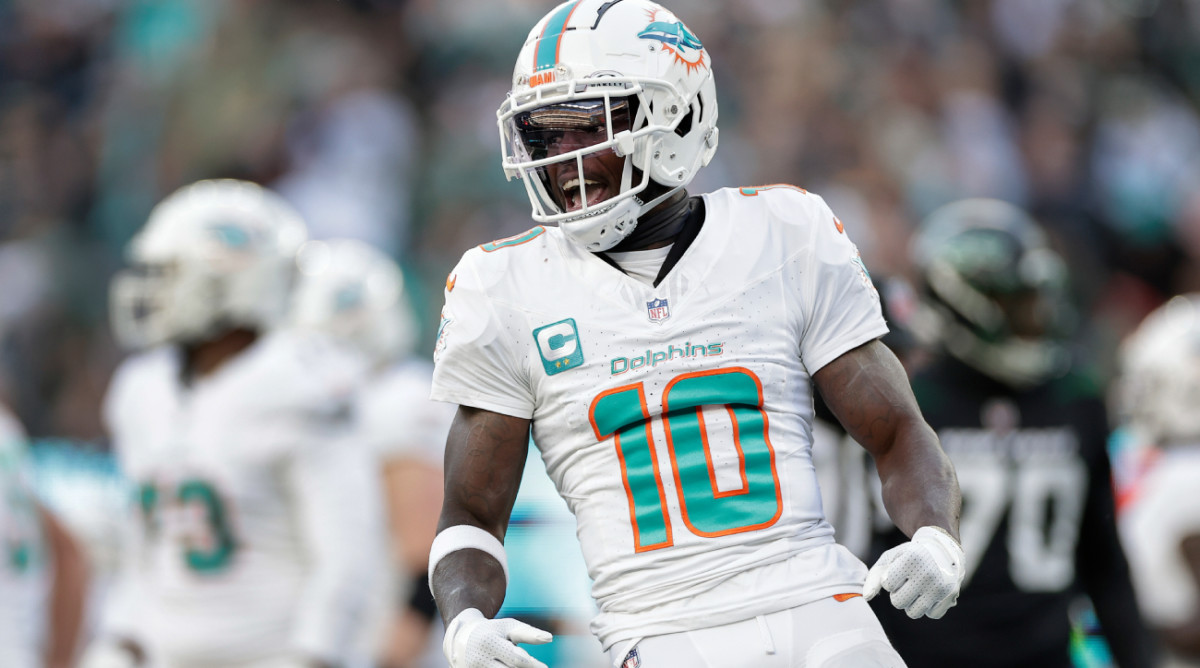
428, 525, 509, 592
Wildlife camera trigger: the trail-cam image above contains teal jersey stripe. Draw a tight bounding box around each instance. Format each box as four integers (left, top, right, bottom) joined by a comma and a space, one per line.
533, 1, 582, 72
480, 226, 545, 252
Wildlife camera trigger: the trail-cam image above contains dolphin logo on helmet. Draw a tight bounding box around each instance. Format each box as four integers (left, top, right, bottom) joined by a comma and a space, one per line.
637, 15, 706, 72
638, 20, 703, 52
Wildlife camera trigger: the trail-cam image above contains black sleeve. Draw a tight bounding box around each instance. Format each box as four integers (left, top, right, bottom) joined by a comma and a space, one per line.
404, 571, 439, 623
1076, 431, 1160, 668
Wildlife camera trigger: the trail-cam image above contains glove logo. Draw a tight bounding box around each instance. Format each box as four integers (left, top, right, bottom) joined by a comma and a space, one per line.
533, 318, 584, 375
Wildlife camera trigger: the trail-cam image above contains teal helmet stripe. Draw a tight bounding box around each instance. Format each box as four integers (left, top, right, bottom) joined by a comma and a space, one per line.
533, 0, 583, 72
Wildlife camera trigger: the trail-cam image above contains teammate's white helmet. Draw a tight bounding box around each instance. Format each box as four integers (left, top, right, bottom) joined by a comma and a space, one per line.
1115, 294, 1200, 446
497, 0, 718, 252
291, 238, 417, 367
110, 180, 308, 349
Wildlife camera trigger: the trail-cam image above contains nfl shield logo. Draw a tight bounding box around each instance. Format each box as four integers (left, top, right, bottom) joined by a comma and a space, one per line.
622, 647, 641, 668
646, 298, 670, 323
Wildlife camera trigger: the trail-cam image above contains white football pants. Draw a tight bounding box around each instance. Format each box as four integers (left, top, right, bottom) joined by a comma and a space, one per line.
607, 595, 906, 668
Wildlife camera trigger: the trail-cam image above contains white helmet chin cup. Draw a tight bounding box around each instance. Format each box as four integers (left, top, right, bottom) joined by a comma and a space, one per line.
498, 0, 718, 251
559, 197, 641, 253
110, 179, 308, 350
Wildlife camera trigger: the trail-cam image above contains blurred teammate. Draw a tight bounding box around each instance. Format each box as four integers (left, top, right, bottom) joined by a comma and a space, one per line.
290, 238, 455, 668
1114, 295, 1200, 667
868, 198, 1158, 668
84, 180, 382, 668
0, 399, 90, 668
428, 2, 965, 667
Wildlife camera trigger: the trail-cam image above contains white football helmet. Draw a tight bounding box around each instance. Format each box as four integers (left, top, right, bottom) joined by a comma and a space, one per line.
497, 0, 718, 252
109, 180, 308, 349
291, 238, 417, 368
1115, 294, 1200, 446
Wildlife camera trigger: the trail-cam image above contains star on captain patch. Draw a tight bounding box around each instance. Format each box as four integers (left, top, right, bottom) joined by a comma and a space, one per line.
646, 297, 670, 324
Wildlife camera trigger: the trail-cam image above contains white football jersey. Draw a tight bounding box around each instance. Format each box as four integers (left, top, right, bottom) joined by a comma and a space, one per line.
358, 358, 456, 466
0, 404, 48, 668
102, 330, 382, 666
432, 186, 888, 648
1120, 445, 1200, 629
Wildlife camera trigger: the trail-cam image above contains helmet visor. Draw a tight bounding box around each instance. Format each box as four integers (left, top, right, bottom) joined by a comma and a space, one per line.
512, 98, 632, 162
506, 98, 637, 216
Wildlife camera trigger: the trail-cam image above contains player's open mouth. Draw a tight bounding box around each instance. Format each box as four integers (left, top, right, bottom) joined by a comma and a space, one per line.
560, 177, 611, 212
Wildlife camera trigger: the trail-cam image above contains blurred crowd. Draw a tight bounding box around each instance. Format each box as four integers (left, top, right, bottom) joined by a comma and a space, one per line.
2, 0, 1200, 444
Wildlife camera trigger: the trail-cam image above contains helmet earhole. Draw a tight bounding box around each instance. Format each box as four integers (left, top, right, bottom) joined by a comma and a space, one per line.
674, 108, 694, 137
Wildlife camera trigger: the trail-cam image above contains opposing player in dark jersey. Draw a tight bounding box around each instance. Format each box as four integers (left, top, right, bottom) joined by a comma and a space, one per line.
867, 198, 1159, 668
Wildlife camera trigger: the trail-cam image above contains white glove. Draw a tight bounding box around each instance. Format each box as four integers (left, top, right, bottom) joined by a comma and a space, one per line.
864, 525, 965, 619
443, 608, 553, 668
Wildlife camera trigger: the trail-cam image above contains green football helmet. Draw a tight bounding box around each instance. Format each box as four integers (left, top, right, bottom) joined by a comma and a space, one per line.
909, 198, 1073, 388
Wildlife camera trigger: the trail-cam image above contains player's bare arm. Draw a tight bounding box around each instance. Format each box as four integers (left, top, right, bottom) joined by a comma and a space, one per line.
813, 338, 960, 539
40, 505, 89, 668
816, 338, 965, 620
432, 405, 531, 623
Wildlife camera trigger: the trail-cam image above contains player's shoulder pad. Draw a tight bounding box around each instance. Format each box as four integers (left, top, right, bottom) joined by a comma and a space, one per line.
239, 329, 368, 419
760, 185, 837, 229
721, 184, 837, 232
716, 185, 846, 258
451, 225, 553, 293
372, 357, 435, 395
359, 358, 438, 423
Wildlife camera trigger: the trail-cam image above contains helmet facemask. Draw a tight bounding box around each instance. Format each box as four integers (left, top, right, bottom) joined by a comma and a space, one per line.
502, 83, 643, 251
499, 75, 709, 252
110, 261, 186, 349
511, 96, 637, 211
498, 0, 719, 252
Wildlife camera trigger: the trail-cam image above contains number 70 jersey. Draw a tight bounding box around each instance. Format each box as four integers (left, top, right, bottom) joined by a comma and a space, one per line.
432, 186, 889, 648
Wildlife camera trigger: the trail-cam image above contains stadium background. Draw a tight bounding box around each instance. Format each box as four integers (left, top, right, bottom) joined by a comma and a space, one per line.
3, 0, 1199, 666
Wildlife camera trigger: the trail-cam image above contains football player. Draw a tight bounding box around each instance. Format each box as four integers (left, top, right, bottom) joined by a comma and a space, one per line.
1115, 294, 1200, 667
290, 238, 455, 667
866, 198, 1158, 668
83, 180, 383, 668
427, 2, 964, 667
0, 399, 90, 668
